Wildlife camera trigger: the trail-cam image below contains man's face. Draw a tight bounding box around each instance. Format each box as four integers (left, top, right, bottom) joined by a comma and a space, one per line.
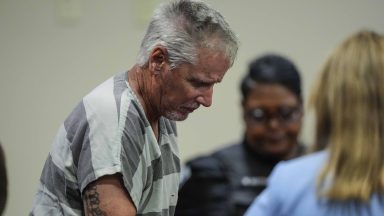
242, 84, 303, 159
158, 48, 230, 121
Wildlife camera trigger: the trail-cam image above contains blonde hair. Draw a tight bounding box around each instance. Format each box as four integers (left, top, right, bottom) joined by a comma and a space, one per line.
310, 30, 384, 201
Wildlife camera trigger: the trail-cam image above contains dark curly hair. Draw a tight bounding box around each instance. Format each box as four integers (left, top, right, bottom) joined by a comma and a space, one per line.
240, 54, 302, 102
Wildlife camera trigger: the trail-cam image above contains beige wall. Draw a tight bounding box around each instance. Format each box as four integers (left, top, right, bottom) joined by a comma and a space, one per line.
1, 0, 384, 215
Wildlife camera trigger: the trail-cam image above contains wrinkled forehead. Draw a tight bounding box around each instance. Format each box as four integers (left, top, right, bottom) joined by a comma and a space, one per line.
195, 48, 230, 78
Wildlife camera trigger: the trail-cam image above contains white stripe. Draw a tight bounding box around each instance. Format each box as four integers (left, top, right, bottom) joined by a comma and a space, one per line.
60, 201, 83, 215
142, 126, 161, 165
129, 158, 145, 209
162, 132, 179, 157
140, 172, 180, 213
83, 77, 121, 176
50, 124, 77, 182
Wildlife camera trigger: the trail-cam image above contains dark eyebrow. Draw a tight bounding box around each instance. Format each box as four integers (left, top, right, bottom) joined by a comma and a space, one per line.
195, 80, 213, 87
189, 77, 215, 87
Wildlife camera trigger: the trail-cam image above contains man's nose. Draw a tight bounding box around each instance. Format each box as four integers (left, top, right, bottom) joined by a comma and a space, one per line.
196, 87, 213, 107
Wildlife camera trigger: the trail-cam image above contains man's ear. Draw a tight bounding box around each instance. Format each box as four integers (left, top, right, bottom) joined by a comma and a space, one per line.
149, 46, 168, 75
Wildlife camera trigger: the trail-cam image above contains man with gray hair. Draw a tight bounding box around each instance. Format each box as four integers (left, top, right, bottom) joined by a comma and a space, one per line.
30, 0, 238, 215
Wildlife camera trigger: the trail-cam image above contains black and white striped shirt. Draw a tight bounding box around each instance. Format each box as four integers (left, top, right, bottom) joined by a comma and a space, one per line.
30, 71, 180, 216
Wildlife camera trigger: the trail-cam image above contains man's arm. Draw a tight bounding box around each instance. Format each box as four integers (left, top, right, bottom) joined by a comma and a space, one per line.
82, 174, 136, 216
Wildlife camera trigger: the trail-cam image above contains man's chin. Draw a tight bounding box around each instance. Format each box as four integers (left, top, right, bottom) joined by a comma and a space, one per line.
164, 112, 189, 121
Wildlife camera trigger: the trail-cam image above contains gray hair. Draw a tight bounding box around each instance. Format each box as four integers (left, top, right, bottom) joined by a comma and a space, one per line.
137, 0, 239, 69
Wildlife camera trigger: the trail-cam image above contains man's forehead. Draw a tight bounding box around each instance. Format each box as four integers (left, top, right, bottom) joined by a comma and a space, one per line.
197, 53, 229, 78
191, 65, 226, 83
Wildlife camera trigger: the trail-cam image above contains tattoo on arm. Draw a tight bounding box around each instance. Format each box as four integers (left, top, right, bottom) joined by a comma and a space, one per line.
84, 185, 107, 216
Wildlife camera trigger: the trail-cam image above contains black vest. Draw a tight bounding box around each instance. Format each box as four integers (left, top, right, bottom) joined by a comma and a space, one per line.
175, 142, 305, 216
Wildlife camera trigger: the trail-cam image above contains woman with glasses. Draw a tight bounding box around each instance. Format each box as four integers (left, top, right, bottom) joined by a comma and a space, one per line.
244, 30, 384, 216
175, 54, 306, 216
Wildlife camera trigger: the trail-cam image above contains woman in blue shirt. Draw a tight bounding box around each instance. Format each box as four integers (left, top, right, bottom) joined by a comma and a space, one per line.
245, 30, 384, 216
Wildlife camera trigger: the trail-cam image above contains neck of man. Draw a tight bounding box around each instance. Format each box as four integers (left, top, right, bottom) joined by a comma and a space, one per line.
128, 65, 161, 140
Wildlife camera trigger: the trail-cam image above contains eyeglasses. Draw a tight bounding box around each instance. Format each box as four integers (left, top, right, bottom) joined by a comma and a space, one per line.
246, 106, 302, 126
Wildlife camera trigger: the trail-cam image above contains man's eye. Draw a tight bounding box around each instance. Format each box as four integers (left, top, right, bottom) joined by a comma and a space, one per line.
191, 80, 211, 88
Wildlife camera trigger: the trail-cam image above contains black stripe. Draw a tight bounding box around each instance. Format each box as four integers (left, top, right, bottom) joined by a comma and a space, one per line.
161, 118, 177, 137
120, 104, 147, 191
40, 155, 83, 211
113, 71, 128, 119
138, 154, 179, 210
63, 101, 95, 192
137, 206, 176, 216
77, 125, 95, 192
63, 101, 88, 167
152, 144, 180, 182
